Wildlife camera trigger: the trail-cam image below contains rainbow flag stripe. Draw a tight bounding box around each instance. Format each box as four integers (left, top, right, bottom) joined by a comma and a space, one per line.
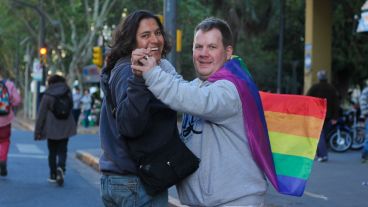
208, 56, 326, 196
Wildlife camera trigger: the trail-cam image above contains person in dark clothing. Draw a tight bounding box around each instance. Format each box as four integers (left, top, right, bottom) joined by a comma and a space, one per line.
34, 74, 76, 186
307, 70, 339, 162
99, 10, 183, 207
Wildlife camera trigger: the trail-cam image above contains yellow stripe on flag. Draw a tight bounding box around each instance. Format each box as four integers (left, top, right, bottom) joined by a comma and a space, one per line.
269, 131, 319, 159
265, 111, 324, 139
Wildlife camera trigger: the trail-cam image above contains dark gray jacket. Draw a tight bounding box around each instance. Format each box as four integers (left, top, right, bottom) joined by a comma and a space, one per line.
99, 57, 180, 174
34, 82, 76, 140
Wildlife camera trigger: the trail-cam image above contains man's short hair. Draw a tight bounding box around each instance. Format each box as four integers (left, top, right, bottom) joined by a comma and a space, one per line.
194, 17, 233, 47
317, 70, 327, 81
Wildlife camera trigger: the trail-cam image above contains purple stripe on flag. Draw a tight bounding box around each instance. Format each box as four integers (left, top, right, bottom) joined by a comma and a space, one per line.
277, 175, 306, 197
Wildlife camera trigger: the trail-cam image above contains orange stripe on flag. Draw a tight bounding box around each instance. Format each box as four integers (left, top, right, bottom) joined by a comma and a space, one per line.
264, 111, 324, 139
260, 91, 326, 119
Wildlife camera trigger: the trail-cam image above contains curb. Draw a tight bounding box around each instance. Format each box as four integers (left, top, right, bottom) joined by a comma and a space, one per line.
75, 150, 100, 172
75, 151, 187, 207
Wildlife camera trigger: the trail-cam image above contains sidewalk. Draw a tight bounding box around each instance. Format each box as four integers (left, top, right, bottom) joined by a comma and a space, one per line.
15, 113, 185, 207
14, 113, 99, 135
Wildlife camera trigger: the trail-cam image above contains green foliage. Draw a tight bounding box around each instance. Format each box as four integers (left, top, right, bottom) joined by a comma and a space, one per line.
1, 0, 368, 96
177, 0, 211, 80
332, 1, 368, 90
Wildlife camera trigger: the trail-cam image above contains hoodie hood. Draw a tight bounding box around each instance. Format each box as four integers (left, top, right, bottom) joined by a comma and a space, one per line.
45, 82, 70, 96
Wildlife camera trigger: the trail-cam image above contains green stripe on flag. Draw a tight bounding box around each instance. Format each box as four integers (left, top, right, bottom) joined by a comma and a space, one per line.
273, 153, 314, 180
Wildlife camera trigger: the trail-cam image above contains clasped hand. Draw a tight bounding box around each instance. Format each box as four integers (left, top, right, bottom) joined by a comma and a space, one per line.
131, 48, 157, 76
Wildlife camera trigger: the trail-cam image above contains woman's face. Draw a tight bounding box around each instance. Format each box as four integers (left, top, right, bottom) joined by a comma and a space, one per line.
135, 18, 164, 61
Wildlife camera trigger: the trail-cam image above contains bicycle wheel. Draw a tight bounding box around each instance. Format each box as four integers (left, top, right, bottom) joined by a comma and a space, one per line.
328, 129, 352, 152
351, 126, 365, 150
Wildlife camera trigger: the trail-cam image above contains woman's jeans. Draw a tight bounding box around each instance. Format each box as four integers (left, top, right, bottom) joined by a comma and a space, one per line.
362, 119, 368, 159
100, 174, 168, 207
47, 138, 69, 176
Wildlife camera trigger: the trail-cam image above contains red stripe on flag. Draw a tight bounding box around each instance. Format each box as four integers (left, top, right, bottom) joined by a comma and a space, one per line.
260, 91, 326, 119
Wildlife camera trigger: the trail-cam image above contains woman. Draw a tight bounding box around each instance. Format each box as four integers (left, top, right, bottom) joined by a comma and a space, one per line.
34, 74, 76, 186
99, 10, 185, 207
0, 66, 21, 177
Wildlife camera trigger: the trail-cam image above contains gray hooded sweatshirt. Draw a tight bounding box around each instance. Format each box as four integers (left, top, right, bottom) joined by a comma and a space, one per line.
142, 62, 267, 207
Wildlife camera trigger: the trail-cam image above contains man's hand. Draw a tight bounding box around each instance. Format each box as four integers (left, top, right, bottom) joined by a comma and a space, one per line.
131, 56, 157, 76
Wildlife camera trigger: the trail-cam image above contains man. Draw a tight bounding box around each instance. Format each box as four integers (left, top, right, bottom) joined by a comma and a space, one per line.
132, 17, 266, 207
0, 66, 21, 177
306, 70, 339, 162
359, 79, 368, 162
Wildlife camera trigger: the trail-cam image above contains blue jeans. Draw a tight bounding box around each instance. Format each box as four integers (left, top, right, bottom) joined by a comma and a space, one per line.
100, 175, 168, 207
362, 119, 368, 159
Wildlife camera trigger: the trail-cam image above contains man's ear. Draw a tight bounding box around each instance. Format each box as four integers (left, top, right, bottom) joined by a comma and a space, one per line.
225, 46, 233, 60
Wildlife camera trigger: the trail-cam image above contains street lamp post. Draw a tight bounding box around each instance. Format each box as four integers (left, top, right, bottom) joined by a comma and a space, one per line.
164, 0, 177, 66
12, 0, 46, 111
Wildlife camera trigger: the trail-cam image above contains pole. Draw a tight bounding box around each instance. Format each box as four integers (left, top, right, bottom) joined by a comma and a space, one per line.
164, 0, 177, 66
276, 0, 285, 94
12, 0, 46, 111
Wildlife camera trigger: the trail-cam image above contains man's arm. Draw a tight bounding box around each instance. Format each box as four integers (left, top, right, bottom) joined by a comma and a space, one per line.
142, 66, 241, 123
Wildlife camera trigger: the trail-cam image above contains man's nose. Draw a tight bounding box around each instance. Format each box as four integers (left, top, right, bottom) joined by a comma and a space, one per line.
199, 47, 209, 56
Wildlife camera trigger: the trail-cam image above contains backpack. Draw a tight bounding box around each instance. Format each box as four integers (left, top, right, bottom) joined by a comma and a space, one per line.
49, 90, 73, 119
0, 80, 11, 116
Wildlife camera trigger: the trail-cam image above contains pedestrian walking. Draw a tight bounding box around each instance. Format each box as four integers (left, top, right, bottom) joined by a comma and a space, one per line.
72, 86, 82, 126
34, 74, 76, 186
132, 17, 267, 207
80, 89, 92, 128
359, 79, 368, 162
99, 10, 198, 207
0, 66, 21, 177
306, 70, 340, 162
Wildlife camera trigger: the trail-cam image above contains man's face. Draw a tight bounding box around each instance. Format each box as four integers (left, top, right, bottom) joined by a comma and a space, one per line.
136, 18, 164, 61
192, 28, 233, 80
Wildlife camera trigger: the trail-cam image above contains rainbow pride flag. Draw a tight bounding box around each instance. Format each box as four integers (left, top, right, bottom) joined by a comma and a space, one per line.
208, 56, 326, 196
260, 91, 326, 196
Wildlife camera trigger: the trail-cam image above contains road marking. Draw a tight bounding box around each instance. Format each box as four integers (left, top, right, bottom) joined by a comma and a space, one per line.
304, 191, 329, 200
16, 144, 44, 154
8, 154, 47, 159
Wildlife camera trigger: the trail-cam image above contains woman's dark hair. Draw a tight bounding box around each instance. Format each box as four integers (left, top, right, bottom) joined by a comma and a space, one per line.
106, 10, 171, 72
47, 74, 66, 85
194, 17, 233, 48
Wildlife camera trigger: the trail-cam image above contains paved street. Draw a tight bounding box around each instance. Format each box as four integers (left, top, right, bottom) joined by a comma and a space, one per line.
265, 150, 368, 207
0, 125, 102, 207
